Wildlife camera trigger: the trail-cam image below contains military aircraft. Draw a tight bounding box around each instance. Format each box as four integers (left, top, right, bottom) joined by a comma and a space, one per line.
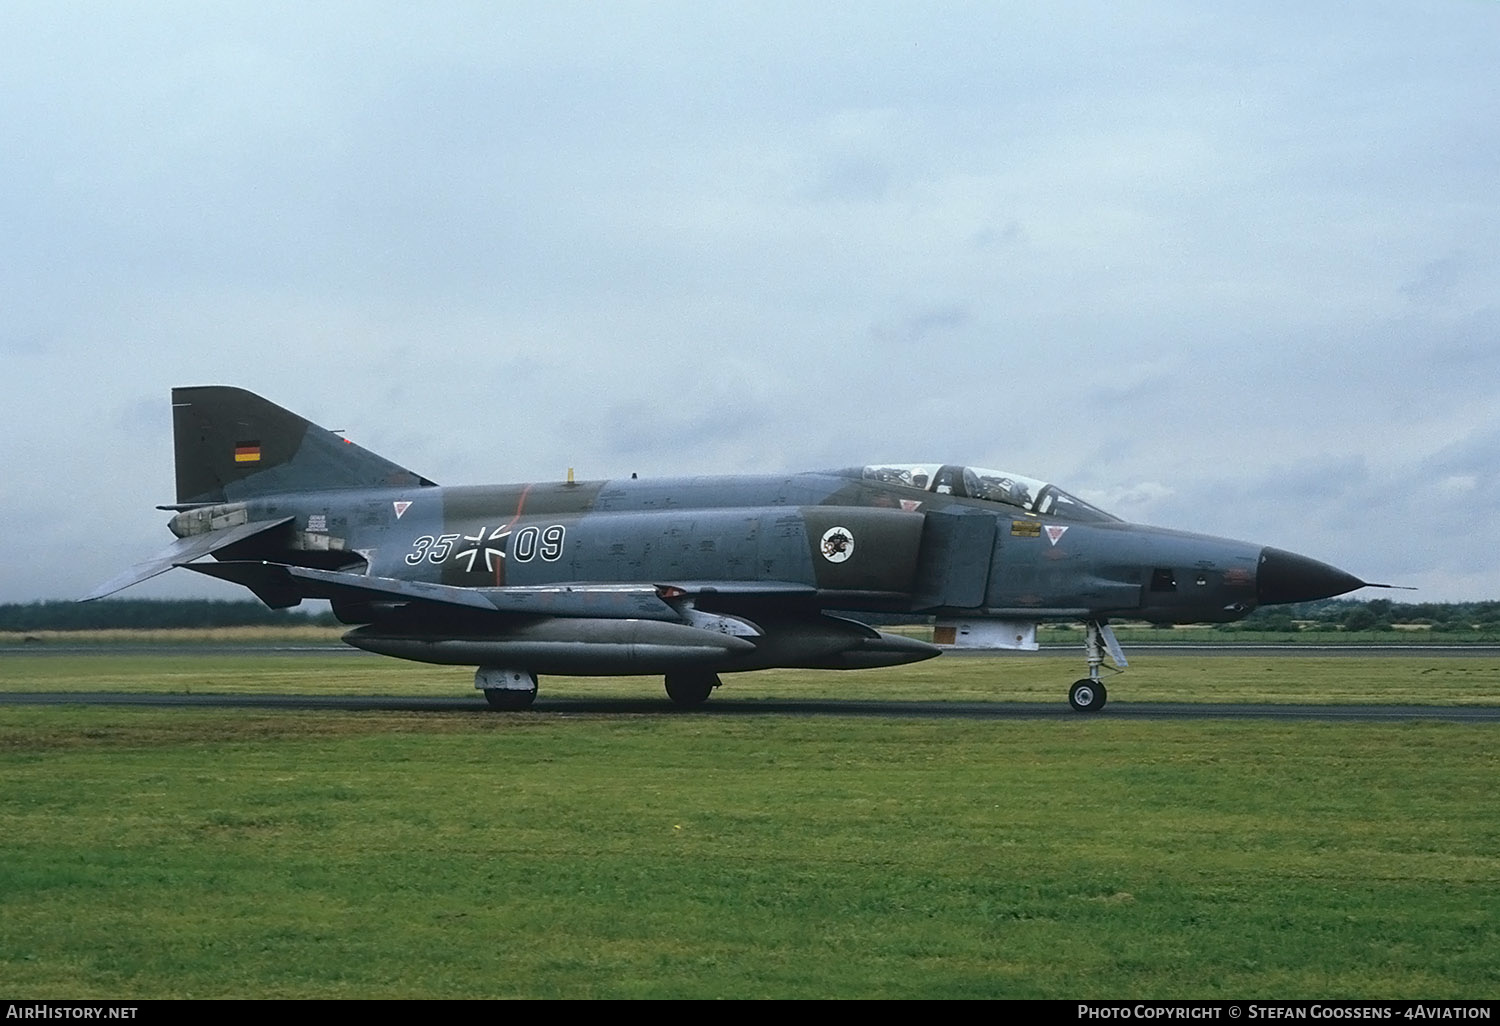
85, 386, 1383, 711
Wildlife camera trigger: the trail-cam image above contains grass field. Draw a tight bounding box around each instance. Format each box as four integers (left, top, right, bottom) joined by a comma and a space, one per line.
3, 646, 1500, 705
1, 651, 1498, 998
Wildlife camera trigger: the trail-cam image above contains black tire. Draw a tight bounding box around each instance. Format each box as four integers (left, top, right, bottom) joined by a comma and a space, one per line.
483, 686, 537, 711
1068, 679, 1107, 713
664, 672, 719, 709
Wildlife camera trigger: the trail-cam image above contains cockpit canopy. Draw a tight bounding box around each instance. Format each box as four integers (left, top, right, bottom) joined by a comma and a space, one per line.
853, 464, 1120, 523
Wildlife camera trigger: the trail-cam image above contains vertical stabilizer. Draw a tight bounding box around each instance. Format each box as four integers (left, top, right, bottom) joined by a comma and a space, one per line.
172, 386, 436, 504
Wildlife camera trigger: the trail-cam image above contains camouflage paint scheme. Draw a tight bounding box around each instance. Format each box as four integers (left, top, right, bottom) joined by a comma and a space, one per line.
86, 387, 1374, 711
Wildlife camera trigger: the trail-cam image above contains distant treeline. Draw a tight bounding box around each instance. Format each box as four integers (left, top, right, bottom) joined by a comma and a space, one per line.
0, 600, 339, 631
1220, 598, 1500, 634
4, 597, 1499, 634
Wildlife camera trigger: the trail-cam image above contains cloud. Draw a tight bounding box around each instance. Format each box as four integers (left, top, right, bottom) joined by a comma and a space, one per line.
3, 2, 1499, 603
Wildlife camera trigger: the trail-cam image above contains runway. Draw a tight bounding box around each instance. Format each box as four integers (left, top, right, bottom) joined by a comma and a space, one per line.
2, 690, 1496, 722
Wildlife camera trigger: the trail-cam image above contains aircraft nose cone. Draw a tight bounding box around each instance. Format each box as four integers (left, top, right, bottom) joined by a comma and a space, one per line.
1257, 547, 1367, 605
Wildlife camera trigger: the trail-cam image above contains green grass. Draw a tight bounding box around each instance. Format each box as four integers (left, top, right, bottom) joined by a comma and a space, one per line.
1, 652, 1497, 998
2, 649, 1498, 705
1, 708, 1496, 998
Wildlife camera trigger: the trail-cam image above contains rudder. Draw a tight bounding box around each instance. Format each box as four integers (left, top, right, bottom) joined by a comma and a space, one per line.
172, 386, 436, 504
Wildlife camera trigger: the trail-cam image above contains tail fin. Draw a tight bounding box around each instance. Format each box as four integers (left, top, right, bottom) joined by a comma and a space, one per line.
171, 386, 436, 504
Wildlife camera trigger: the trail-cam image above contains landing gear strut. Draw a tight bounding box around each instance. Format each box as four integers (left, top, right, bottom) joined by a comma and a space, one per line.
1070, 620, 1127, 713
664, 672, 720, 709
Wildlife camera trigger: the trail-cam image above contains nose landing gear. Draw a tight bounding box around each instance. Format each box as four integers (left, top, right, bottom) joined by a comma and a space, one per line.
1070, 620, 1127, 712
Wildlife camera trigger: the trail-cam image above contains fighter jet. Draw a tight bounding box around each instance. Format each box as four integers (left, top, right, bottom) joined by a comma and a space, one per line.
85, 386, 1382, 711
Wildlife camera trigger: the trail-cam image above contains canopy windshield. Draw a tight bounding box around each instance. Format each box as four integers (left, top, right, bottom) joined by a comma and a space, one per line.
857, 464, 1119, 523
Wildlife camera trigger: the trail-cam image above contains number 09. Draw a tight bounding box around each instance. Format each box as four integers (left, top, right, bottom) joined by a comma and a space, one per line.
512, 524, 566, 563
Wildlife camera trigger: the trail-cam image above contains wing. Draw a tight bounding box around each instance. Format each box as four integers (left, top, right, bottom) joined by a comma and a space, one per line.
184, 560, 819, 620
184, 561, 688, 618
179, 561, 936, 673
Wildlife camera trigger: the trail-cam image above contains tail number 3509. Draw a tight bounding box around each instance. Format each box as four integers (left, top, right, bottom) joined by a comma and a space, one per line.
405, 524, 566, 567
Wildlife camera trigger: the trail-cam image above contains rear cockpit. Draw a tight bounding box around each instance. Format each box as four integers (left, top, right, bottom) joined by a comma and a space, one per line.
850, 464, 1120, 523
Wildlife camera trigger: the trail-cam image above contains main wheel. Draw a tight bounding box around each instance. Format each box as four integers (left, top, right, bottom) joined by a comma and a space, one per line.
484, 687, 537, 711
664, 672, 719, 709
476, 667, 538, 711
1068, 679, 1107, 712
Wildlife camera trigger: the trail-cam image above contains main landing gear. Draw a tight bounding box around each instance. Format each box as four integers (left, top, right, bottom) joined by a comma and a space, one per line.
1069, 620, 1127, 713
664, 671, 721, 709
475, 667, 723, 711
476, 667, 538, 710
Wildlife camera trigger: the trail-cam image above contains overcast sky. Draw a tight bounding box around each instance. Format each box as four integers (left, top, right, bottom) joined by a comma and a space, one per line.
3, 2, 1497, 605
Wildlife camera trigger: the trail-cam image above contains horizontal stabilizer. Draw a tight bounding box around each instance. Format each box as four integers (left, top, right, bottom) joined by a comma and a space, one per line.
80, 517, 294, 601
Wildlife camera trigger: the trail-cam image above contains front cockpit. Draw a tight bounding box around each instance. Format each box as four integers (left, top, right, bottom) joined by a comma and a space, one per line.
851, 464, 1120, 523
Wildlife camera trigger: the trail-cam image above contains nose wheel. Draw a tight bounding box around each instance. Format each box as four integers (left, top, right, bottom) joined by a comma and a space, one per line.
1069, 620, 1126, 712
1069, 679, 1107, 712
